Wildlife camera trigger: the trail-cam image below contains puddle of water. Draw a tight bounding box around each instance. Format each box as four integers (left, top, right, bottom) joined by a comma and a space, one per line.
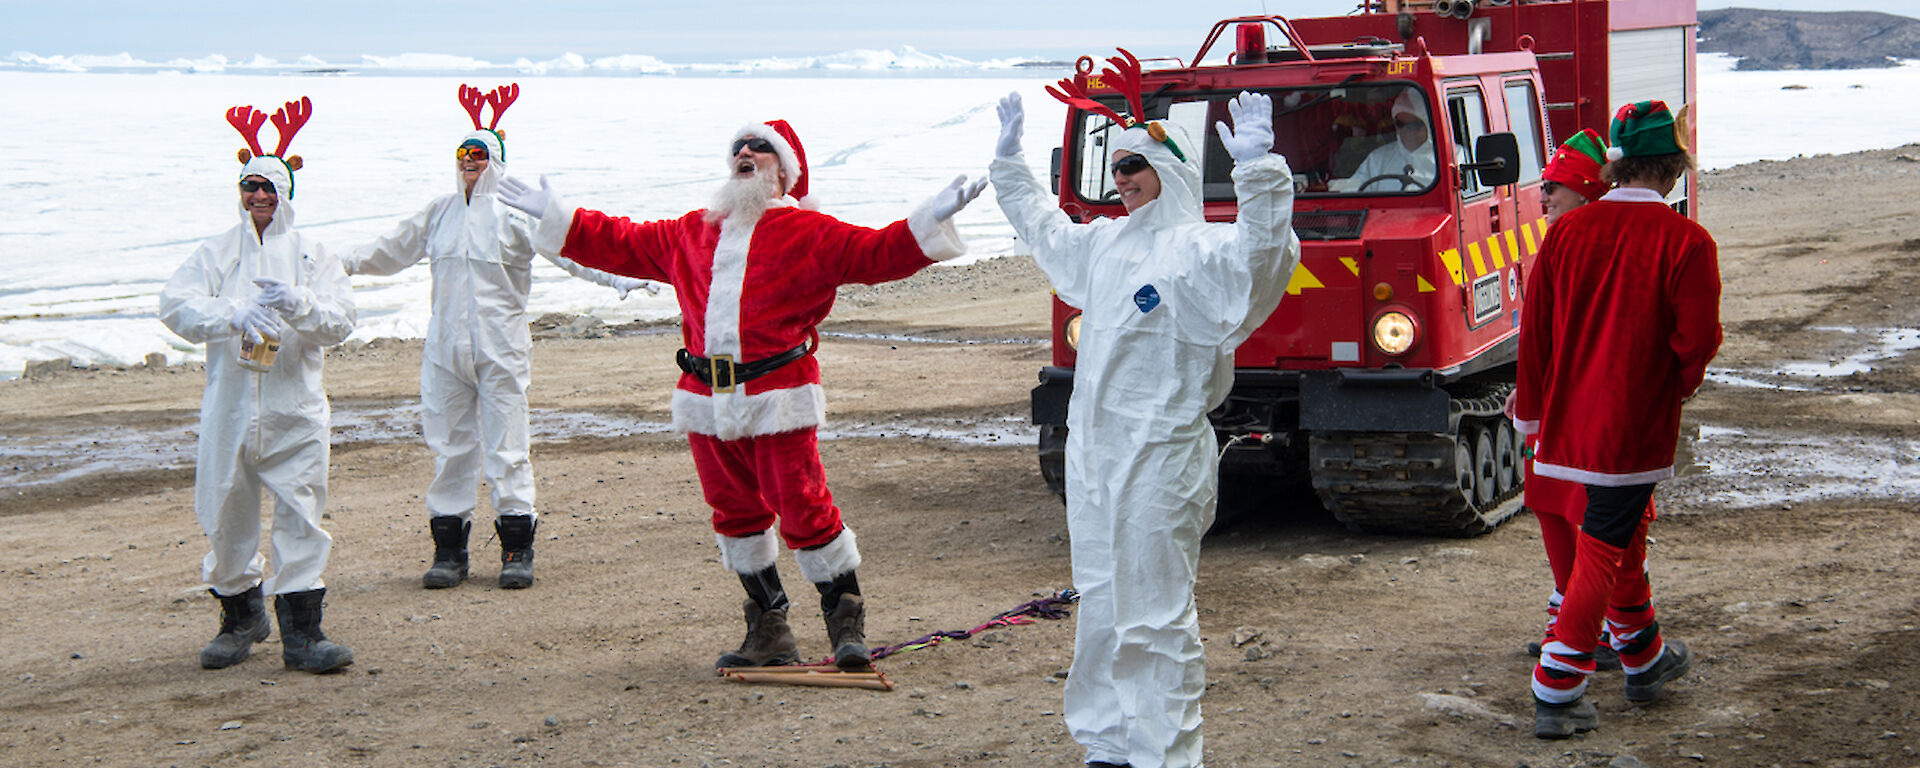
1773, 326, 1920, 378
820, 416, 1035, 446
1672, 424, 1920, 509
1702, 369, 1814, 392
1, 405, 1034, 489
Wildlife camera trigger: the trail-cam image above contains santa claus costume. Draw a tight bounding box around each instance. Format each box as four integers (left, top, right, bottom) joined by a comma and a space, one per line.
1521, 127, 1654, 672
503, 119, 982, 670
1512, 100, 1720, 738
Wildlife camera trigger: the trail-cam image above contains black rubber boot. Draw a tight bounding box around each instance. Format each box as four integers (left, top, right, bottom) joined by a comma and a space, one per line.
1533, 696, 1599, 739
817, 571, 870, 670
275, 588, 355, 673
200, 585, 270, 669
739, 565, 790, 612
1624, 637, 1692, 702
715, 599, 801, 669
422, 516, 470, 589
496, 515, 536, 589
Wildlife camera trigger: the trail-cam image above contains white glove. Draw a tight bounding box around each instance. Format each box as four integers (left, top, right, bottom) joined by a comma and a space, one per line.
498, 175, 553, 219
1216, 91, 1276, 165
931, 175, 988, 221
995, 92, 1024, 158
252, 277, 311, 317
230, 301, 285, 345
613, 277, 660, 299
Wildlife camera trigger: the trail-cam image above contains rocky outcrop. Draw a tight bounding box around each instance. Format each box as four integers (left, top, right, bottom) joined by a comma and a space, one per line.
1700, 8, 1920, 70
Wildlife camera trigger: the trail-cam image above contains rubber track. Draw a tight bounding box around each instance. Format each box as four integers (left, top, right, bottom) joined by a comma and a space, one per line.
1308, 387, 1525, 537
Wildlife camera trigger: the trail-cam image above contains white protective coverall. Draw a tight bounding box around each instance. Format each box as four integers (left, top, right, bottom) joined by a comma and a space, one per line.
159, 155, 356, 597
990, 111, 1300, 768
342, 130, 642, 522
1329, 136, 1438, 192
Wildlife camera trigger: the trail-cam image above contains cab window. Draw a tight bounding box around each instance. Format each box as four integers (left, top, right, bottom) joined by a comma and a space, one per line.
1447, 87, 1492, 200
1066, 82, 1442, 205
1502, 79, 1547, 185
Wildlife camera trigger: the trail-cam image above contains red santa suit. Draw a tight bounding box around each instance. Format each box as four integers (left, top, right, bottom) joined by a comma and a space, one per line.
1513, 185, 1720, 704
523, 121, 966, 586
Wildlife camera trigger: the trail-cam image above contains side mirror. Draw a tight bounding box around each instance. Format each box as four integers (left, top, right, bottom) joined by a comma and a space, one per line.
1051, 147, 1063, 195
1463, 132, 1521, 188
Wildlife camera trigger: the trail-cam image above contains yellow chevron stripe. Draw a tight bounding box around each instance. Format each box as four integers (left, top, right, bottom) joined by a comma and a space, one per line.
1521, 218, 1539, 255
1535, 217, 1549, 241
1468, 242, 1487, 277
1489, 236, 1507, 269
1418, 275, 1436, 293
1505, 230, 1521, 265
1286, 264, 1324, 295
1339, 257, 1360, 276
1440, 249, 1464, 285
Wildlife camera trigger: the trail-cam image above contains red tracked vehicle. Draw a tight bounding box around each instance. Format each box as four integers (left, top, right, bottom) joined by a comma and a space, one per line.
1029, 1, 1698, 535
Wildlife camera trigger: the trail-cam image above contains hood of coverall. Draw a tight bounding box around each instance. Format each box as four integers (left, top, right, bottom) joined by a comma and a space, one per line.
456, 129, 507, 199
1112, 123, 1203, 232
237, 155, 297, 239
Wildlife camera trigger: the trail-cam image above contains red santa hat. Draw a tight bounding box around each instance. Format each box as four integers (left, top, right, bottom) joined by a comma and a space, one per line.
1543, 128, 1610, 202
729, 119, 816, 210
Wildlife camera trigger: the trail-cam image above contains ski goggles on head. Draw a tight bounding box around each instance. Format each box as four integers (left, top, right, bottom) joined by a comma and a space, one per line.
1109, 154, 1152, 177
730, 137, 776, 156
238, 179, 278, 195
455, 141, 490, 161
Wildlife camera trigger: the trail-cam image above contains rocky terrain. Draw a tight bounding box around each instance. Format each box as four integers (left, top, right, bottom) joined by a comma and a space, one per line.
4, 147, 1920, 766
1700, 8, 1920, 70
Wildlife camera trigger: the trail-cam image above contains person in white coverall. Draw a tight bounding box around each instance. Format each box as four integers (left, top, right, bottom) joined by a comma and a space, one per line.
344, 122, 650, 590
1329, 89, 1437, 193
159, 101, 357, 674
990, 90, 1300, 768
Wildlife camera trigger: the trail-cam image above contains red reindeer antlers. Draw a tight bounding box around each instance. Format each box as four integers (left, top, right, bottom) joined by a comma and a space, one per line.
227, 97, 311, 160
458, 83, 519, 130
226, 106, 268, 157
1046, 48, 1148, 127
269, 97, 311, 157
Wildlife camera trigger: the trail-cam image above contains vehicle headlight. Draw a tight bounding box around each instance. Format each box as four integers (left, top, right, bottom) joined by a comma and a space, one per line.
1064, 313, 1083, 351
1371, 310, 1417, 356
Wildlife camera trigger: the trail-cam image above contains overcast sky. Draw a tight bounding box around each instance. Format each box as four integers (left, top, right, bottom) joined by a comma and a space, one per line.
3, 1, 1913, 63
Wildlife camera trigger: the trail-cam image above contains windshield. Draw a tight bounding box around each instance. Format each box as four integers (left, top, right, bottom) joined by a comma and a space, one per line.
1068, 82, 1439, 203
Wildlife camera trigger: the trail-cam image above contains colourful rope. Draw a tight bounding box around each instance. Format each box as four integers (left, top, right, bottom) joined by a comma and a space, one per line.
866, 589, 1079, 662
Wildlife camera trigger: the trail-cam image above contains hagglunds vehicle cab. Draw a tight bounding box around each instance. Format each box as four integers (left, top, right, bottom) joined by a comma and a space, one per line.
1030, 1, 1698, 535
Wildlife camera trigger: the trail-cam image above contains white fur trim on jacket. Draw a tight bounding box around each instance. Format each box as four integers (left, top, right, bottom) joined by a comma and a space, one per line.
907, 193, 967, 262
793, 527, 861, 583
716, 529, 779, 575
1532, 460, 1674, 487
671, 384, 827, 440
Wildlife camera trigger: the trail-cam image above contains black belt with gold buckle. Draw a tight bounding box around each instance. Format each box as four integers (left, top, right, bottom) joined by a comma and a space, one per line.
677, 342, 811, 394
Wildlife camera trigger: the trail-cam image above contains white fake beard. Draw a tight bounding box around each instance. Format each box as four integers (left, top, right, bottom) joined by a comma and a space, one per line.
705, 164, 781, 226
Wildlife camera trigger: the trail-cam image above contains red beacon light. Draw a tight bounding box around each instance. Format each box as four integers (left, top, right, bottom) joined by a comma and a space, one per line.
1235, 22, 1267, 65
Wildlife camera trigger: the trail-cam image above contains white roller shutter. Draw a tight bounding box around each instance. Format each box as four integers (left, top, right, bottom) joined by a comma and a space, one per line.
1609, 26, 1692, 205
1609, 27, 1689, 114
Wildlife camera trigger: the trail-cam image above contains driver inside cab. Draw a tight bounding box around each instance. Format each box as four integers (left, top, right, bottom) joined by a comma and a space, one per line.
1329, 90, 1437, 193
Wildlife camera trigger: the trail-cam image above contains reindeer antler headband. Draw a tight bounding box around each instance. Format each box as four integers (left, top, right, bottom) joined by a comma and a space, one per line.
227, 96, 312, 196
1046, 48, 1186, 162
458, 83, 519, 161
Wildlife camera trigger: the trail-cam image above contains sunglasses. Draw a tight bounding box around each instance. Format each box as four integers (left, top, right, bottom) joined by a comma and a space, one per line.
1396, 119, 1426, 131
1542, 180, 1563, 195
455, 144, 490, 161
730, 137, 776, 156
238, 179, 278, 195
1110, 154, 1152, 177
